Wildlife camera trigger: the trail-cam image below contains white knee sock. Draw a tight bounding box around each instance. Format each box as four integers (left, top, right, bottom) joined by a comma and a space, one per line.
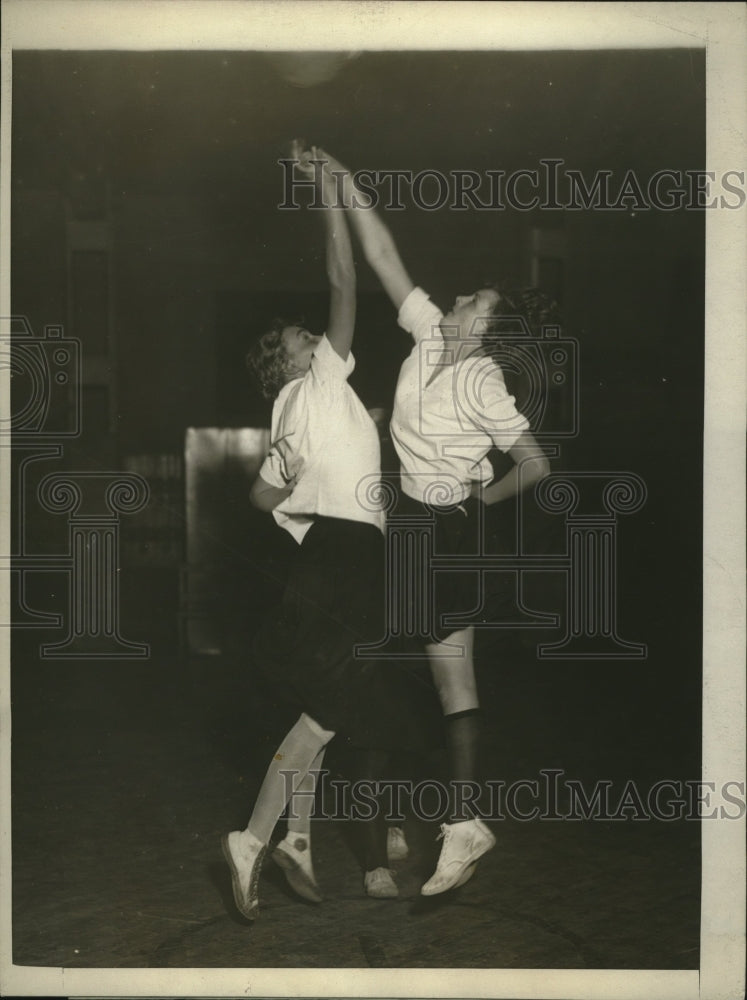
246, 713, 334, 845
286, 746, 326, 839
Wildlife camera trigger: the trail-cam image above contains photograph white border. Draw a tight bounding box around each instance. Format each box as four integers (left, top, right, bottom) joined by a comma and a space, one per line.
1, 3, 744, 998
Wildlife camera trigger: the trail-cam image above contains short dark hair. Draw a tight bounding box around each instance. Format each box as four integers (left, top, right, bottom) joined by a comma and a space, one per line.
245, 315, 305, 400
486, 283, 561, 338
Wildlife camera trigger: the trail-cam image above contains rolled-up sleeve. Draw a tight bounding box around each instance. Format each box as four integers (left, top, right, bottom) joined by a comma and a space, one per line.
260, 382, 305, 486
397, 287, 444, 345
258, 448, 286, 488
309, 335, 355, 395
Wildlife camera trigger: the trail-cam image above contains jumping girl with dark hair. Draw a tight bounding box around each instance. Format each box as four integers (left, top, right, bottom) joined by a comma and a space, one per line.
310, 146, 553, 896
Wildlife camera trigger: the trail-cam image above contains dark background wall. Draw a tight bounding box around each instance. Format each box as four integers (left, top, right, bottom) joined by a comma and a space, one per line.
10, 49, 704, 722
11, 49, 705, 443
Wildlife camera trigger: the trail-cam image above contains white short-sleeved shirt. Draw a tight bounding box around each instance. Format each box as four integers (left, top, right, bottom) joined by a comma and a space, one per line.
391, 286, 529, 505
259, 334, 385, 544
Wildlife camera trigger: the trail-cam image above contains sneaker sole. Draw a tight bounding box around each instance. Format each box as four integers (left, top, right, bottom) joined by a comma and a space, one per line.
364, 873, 399, 899
365, 885, 399, 899
271, 845, 323, 903
221, 834, 261, 921
454, 862, 477, 888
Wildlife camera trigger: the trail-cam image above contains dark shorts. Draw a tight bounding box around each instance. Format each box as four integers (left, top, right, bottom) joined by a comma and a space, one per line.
394, 493, 483, 644
252, 517, 442, 752
392, 490, 560, 645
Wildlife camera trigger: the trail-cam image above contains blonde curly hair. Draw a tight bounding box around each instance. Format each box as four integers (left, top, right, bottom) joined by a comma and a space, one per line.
246, 316, 304, 400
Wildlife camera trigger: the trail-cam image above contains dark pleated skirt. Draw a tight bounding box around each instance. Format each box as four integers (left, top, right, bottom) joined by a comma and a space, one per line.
252, 517, 442, 752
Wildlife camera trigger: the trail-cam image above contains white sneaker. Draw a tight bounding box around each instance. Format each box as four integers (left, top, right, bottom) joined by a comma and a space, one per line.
221, 830, 267, 920
272, 835, 323, 903
364, 867, 399, 899
420, 818, 495, 896
386, 826, 409, 862
455, 863, 477, 888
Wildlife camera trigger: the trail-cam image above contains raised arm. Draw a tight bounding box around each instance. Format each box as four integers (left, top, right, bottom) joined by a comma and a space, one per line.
321, 161, 356, 361
297, 145, 356, 360
316, 147, 414, 311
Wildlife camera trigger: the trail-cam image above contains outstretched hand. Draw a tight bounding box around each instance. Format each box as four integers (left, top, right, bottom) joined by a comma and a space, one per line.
293, 144, 414, 310
291, 140, 329, 187
294, 142, 344, 205
304, 144, 341, 171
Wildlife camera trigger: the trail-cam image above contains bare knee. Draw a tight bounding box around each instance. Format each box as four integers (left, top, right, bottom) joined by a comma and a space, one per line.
435, 675, 479, 715
426, 632, 479, 715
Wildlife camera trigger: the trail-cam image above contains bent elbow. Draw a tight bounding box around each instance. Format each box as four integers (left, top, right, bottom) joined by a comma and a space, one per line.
249, 481, 264, 511
532, 455, 551, 484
